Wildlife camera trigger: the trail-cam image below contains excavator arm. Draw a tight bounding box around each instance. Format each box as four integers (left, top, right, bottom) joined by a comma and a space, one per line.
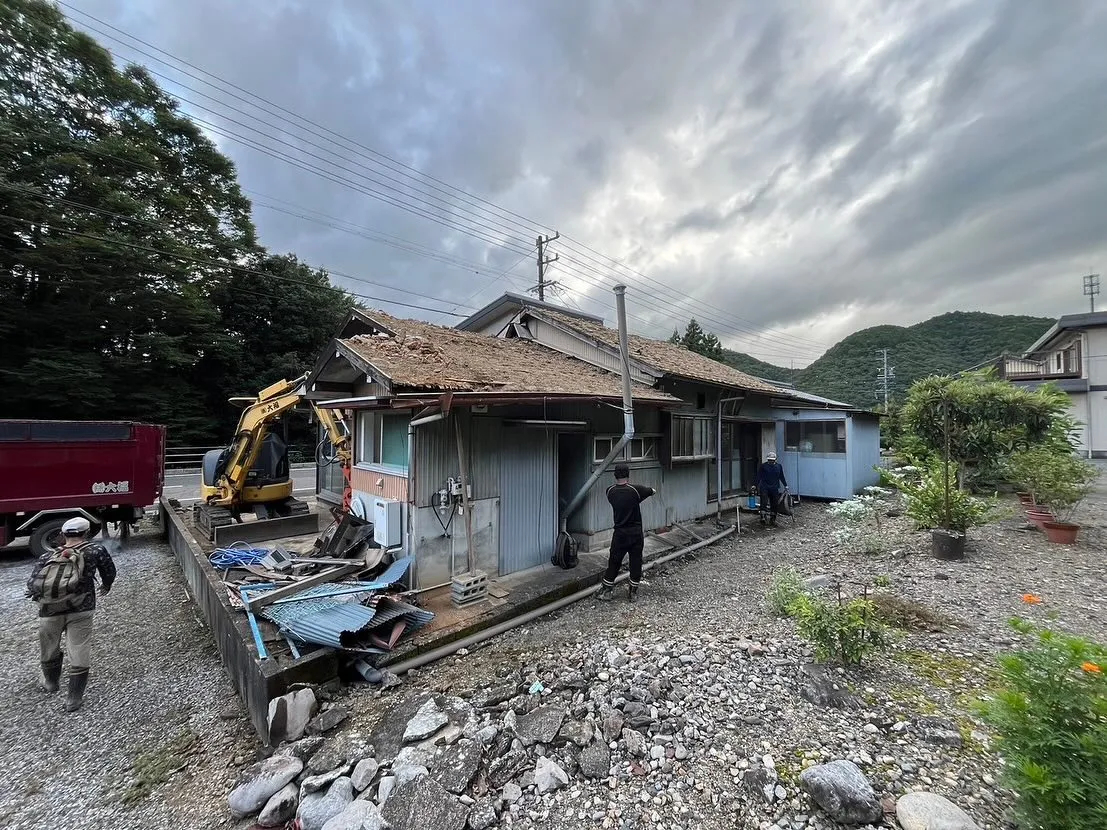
311, 401, 353, 511
211, 373, 313, 506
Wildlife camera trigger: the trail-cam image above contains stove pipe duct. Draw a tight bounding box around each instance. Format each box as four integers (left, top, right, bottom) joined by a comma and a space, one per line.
558, 284, 635, 535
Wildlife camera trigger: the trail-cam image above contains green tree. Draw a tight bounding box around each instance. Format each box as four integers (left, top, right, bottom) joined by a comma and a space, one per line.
900, 370, 1072, 489
672, 318, 724, 361
0, 0, 354, 446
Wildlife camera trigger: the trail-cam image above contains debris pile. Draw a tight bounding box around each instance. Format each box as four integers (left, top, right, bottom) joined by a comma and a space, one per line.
212, 513, 434, 665
229, 627, 988, 830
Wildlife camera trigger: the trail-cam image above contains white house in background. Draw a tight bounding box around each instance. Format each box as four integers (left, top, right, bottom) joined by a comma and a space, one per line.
997, 311, 1107, 458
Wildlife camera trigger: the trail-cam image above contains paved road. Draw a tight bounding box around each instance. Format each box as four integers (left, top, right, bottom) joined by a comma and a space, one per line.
162, 464, 317, 504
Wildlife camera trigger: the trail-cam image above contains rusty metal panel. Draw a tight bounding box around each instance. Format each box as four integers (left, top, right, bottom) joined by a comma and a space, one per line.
498, 426, 556, 575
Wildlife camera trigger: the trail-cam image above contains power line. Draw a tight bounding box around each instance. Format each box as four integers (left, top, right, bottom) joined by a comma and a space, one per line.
56, 4, 834, 358
0, 212, 473, 317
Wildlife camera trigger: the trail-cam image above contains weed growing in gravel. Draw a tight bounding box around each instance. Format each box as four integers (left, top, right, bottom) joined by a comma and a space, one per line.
766, 567, 808, 617
827, 490, 891, 554
121, 729, 199, 807
873, 574, 892, 588
788, 589, 890, 668
871, 594, 958, 633
979, 602, 1107, 830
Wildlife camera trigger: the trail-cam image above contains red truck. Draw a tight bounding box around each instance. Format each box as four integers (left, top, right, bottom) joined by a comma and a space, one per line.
0, 420, 165, 557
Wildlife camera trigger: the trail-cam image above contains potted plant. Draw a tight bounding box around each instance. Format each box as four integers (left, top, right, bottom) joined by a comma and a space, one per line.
1035, 454, 1100, 544
893, 458, 999, 559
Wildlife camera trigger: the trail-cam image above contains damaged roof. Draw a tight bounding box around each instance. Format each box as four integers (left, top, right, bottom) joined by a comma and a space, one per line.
340, 309, 678, 402
532, 309, 781, 394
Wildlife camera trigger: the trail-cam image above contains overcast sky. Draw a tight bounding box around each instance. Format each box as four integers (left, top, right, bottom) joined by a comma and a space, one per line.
65, 0, 1107, 367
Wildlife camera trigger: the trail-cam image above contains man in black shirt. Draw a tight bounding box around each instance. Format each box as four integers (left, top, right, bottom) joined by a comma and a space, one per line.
596, 464, 656, 603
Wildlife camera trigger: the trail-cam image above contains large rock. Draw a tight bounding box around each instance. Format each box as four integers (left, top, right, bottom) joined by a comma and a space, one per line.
301, 763, 352, 797
308, 733, 373, 776
269, 688, 319, 744
557, 720, 594, 747
468, 798, 497, 830
798, 664, 860, 710
534, 756, 569, 794
896, 792, 982, 830
278, 735, 325, 764
404, 699, 449, 743
309, 704, 351, 736
799, 761, 882, 825
580, 742, 611, 779
321, 799, 390, 830
488, 750, 528, 788
433, 739, 483, 794
351, 758, 380, 792
516, 705, 566, 746
258, 783, 299, 828
228, 754, 304, 818
501, 782, 522, 804
473, 682, 518, 708
376, 775, 396, 806
298, 777, 355, 830
621, 701, 653, 729
381, 775, 470, 830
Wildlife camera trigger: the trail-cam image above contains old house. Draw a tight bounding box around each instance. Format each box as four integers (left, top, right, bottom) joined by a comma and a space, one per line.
995, 310, 1107, 458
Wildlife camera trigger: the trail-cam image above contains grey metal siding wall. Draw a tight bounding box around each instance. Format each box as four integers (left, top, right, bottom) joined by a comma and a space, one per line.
850, 415, 882, 493
412, 412, 503, 508
499, 427, 557, 574
580, 460, 711, 533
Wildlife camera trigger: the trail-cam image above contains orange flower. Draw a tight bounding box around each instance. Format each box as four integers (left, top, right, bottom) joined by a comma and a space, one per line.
1022, 594, 1042, 605
1082, 662, 1102, 675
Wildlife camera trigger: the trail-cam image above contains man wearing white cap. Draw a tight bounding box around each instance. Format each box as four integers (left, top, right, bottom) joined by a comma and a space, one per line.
26, 516, 117, 711
756, 451, 788, 527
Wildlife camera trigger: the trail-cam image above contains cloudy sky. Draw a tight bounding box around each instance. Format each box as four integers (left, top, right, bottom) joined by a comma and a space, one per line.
64, 0, 1107, 367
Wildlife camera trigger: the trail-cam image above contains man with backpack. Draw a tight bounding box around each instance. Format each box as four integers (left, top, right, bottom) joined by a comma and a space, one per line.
596, 464, 656, 604
26, 516, 116, 712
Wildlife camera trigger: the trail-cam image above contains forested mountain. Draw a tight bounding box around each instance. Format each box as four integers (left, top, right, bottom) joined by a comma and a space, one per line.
717, 312, 1055, 406
0, 0, 354, 445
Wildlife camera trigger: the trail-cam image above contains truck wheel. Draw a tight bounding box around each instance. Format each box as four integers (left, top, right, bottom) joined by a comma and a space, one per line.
28, 517, 102, 558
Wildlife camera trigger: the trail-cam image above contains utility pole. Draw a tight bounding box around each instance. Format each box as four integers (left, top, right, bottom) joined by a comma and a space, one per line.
876, 348, 895, 409
1083, 272, 1100, 313
535, 232, 560, 301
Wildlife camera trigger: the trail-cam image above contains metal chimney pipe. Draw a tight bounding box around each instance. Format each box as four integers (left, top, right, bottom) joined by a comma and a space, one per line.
558, 284, 636, 533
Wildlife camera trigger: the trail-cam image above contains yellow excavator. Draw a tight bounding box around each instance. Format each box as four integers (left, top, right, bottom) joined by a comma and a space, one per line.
195, 372, 351, 539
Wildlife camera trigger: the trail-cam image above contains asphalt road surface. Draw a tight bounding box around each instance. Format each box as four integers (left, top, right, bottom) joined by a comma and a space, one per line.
162, 464, 317, 504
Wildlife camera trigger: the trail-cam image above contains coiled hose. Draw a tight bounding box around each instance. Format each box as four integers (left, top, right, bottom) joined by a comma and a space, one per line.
208, 541, 270, 569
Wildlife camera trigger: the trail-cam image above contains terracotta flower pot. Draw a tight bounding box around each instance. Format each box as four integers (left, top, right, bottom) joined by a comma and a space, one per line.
1042, 521, 1080, 545
1025, 509, 1055, 529
1017, 493, 1035, 506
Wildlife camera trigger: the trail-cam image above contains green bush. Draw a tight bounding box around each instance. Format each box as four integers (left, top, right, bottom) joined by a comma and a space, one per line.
886, 459, 1001, 532
827, 489, 892, 554
788, 592, 889, 667
1006, 447, 1099, 521
766, 567, 807, 617
979, 612, 1107, 830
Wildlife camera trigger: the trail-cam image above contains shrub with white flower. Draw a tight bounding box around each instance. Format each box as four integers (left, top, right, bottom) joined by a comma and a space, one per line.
828, 488, 892, 554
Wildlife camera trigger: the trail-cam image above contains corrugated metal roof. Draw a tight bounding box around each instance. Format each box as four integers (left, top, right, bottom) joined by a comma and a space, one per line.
282, 603, 381, 649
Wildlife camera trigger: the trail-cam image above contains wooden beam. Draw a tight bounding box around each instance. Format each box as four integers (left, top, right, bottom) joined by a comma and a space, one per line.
245, 562, 364, 612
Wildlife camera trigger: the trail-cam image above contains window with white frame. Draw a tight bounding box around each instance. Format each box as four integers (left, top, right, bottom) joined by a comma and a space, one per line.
593, 435, 659, 463
355, 411, 410, 472
669, 414, 715, 461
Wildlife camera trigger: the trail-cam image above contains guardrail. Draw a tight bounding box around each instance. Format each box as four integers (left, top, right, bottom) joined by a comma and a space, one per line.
164, 445, 314, 470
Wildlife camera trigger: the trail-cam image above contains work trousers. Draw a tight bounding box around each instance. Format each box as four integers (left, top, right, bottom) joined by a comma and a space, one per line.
38, 610, 94, 670
603, 528, 645, 586
761, 488, 781, 522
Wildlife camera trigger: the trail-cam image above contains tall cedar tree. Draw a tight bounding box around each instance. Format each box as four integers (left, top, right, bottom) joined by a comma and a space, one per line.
0, 0, 354, 443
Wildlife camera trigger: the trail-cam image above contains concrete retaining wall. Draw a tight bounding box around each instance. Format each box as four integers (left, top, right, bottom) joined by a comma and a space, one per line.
160, 497, 338, 743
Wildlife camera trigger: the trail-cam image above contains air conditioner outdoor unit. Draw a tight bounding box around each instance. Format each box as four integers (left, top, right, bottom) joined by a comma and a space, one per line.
373, 497, 403, 548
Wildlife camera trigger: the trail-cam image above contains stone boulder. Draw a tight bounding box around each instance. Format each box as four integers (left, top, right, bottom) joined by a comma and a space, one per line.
298, 777, 355, 830
320, 799, 390, 830
534, 756, 569, 794
799, 760, 882, 825
896, 792, 982, 830
381, 775, 470, 830
228, 754, 303, 818
516, 705, 566, 746
404, 699, 449, 743
268, 688, 318, 744
258, 783, 299, 828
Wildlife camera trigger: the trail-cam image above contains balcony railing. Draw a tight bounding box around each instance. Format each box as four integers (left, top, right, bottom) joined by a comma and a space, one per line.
997, 345, 1082, 381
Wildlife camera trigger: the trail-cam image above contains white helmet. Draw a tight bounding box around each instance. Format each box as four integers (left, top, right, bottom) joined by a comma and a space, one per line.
62, 516, 91, 537
767, 451, 778, 462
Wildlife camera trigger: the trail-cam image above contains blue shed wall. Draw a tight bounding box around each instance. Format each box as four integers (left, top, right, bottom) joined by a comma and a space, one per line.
849, 415, 882, 493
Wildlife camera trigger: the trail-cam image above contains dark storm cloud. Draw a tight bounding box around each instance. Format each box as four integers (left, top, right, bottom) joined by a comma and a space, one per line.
66, 0, 1107, 364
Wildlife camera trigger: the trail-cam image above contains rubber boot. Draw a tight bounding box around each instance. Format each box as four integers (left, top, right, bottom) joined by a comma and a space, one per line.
65, 669, 89, 712
628, 583, 639, 603
40, 658, 62, 694
596, 582, 615, 602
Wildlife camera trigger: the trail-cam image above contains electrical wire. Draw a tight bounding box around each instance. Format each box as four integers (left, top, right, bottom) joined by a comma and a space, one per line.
209, 542, 269, 569
50, 7, 837, 358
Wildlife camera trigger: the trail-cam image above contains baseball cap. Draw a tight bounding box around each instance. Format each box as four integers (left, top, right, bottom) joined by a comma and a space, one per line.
767, 451, 777, 461
613, 464, 630, 479
62, 517, 91, 536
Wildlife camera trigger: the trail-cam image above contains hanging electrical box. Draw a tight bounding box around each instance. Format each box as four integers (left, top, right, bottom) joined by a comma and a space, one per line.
373, 497, 403, 548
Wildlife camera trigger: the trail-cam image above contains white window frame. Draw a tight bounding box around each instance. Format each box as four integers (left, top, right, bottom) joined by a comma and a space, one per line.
593, 434, 660, 464
670, 414, 715, 462
355, 411, 410, 473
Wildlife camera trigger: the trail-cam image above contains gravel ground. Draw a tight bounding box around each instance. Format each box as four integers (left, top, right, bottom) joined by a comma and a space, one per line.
3, 486, 1103, 830
0, 524, 256, 830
